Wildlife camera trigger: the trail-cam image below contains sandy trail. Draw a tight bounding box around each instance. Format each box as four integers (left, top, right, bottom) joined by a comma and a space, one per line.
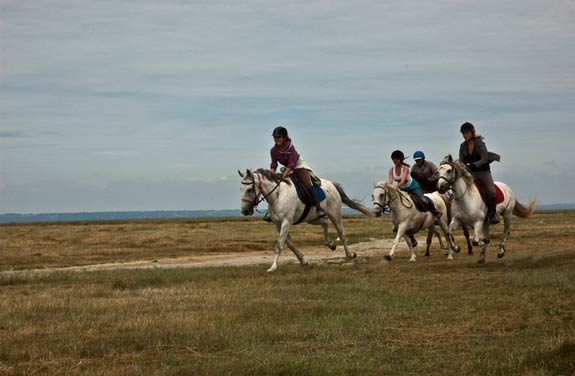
1, 238, 421, 275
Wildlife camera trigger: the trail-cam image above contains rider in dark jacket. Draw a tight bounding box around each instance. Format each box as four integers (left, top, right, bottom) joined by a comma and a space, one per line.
458, 122, 501, 224
270, 126, 326, 219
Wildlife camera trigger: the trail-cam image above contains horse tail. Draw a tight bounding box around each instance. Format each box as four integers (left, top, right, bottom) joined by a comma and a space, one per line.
513, 198, 537, 218
333, 182, 374, 217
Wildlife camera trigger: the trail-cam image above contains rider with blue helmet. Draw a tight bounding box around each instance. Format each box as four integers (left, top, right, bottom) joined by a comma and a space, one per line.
410, 150, 439, 193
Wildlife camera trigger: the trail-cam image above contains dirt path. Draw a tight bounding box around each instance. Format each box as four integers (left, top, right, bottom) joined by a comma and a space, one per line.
2, 238, 416, 275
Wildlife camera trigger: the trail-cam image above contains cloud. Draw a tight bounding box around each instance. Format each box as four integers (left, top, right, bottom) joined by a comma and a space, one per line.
0, 0, 573, 212
0, 131, 26, 138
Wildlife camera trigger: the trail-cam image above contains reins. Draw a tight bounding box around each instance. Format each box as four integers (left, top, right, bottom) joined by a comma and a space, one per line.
374, 184, 413, 211
241, 172, 282, 209
438, 163, 469, 201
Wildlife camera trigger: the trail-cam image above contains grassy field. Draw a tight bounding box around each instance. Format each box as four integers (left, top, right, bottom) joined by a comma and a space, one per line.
1, 211, 574, 375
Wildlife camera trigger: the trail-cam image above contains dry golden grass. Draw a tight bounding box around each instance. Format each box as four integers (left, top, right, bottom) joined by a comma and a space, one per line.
0, 211, 574, 375
0, 216, 385, 271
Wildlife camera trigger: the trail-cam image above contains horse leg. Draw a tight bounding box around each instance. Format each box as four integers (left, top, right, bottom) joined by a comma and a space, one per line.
321, 219, 337, 251
462, 224, 473, 255
477, 223, 490, 264
425, 228, 433, 257
286, 235, 309, 266
437, 214, 459, 256
405, 233, 417, 262
328, 212, 355, 258
472, 221, 484, 248
269, 221, 291, 272
435, 225, 447, 250
385, 224, 406, 261
497, 214, 511, 259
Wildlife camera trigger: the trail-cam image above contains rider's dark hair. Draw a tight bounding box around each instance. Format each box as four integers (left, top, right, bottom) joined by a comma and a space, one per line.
272, 126, 288, 138
460, 122, 475, 135
391, 150, 410, 167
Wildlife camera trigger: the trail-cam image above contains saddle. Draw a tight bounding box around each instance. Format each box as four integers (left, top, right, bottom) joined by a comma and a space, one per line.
292, 179, 326, 225
474, 180, 504, 205
407, 192, 432, 213
293, 180, 326, 205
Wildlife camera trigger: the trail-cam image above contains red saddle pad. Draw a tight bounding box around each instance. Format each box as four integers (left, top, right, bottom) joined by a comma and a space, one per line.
474, 181, 505, 205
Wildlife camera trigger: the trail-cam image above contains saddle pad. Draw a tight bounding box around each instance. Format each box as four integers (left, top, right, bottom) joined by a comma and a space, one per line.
407, 192, 428, 212
294, 181, 326, 204
474, 181, 505, 205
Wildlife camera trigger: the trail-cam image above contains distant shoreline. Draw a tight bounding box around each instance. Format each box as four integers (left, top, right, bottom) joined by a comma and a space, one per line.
0, 205, 573, 224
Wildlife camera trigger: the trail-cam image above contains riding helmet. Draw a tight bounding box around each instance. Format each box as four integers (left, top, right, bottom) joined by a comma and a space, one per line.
413, 151, 425, 160
460, 122, 475, 134
272, 126, 288, 138
391, 150, 405, 161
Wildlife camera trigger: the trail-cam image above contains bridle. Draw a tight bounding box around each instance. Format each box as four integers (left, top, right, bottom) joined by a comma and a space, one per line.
241, 172, 282, 209
438, 162, 468, 200
373, 185, 389, 214
373, 184, 413, 212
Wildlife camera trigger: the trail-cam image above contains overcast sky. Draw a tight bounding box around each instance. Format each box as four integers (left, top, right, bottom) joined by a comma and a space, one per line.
1, 0, 574, 213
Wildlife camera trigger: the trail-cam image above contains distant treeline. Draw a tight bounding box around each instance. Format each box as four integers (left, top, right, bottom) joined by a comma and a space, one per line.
0, 204, 573, 224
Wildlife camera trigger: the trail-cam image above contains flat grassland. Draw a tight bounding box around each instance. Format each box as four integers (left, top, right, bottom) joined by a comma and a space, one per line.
1, 211, 574, 375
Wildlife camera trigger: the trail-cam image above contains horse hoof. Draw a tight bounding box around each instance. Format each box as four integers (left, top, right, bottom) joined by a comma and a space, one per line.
497, 252, 505, 259
477, 259, 485, 265
351, 252, 357, 259
329, 244, 337, 251
472, 240, 479, 246
447, 255, 454, 260
384, 255, 392, 262
453, 245, 461, 253
267, 266, 277, 273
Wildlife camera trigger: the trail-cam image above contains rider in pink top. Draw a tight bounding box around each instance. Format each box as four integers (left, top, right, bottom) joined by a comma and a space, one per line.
270, 126, 326, 219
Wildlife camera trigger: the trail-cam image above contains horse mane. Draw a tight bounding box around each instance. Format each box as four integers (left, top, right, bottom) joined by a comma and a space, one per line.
443, 160, 474, 186
254, 168, 292, 185
378, 181, 399, 200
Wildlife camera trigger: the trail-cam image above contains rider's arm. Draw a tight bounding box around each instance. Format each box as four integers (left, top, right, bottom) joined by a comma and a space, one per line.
270, 148, 278, 171
282, 167, 292, 179
395, 166, 409, 188
387, 168, 394, 185
472, 138, 490, 169
428, 161, 439, 181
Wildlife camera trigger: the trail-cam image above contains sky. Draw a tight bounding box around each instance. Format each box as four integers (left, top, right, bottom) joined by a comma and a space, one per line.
1, 0, 574, 213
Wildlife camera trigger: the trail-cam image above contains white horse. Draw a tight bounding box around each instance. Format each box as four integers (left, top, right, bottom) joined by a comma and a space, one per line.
371, 182, 460, 262
436, 155, 536, 264
239, 168, 374, 272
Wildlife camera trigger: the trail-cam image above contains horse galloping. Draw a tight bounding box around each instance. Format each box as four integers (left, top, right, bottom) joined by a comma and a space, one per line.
437, 155, 536, 264
372, 182, 460, 262
239, 168, 374, 272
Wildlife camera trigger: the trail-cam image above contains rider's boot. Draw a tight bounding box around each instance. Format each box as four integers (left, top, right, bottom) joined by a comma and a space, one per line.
308, 186, 326, 220
487, 201, 499, 224
426, 200, 443, 220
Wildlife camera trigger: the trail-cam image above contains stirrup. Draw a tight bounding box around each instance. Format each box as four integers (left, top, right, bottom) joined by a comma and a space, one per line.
262, 213, 272, 223
317, 209, 327, 219
489, 215, 500, 224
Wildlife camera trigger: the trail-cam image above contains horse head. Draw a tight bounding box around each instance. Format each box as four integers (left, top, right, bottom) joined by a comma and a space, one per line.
239, 169, 258, 216
437, 157, 473, 193
372, 181, 393, 217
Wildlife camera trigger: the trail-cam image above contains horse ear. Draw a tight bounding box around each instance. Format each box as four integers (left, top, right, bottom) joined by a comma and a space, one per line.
238, 170, 244, 178
447, 154, 453, 162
